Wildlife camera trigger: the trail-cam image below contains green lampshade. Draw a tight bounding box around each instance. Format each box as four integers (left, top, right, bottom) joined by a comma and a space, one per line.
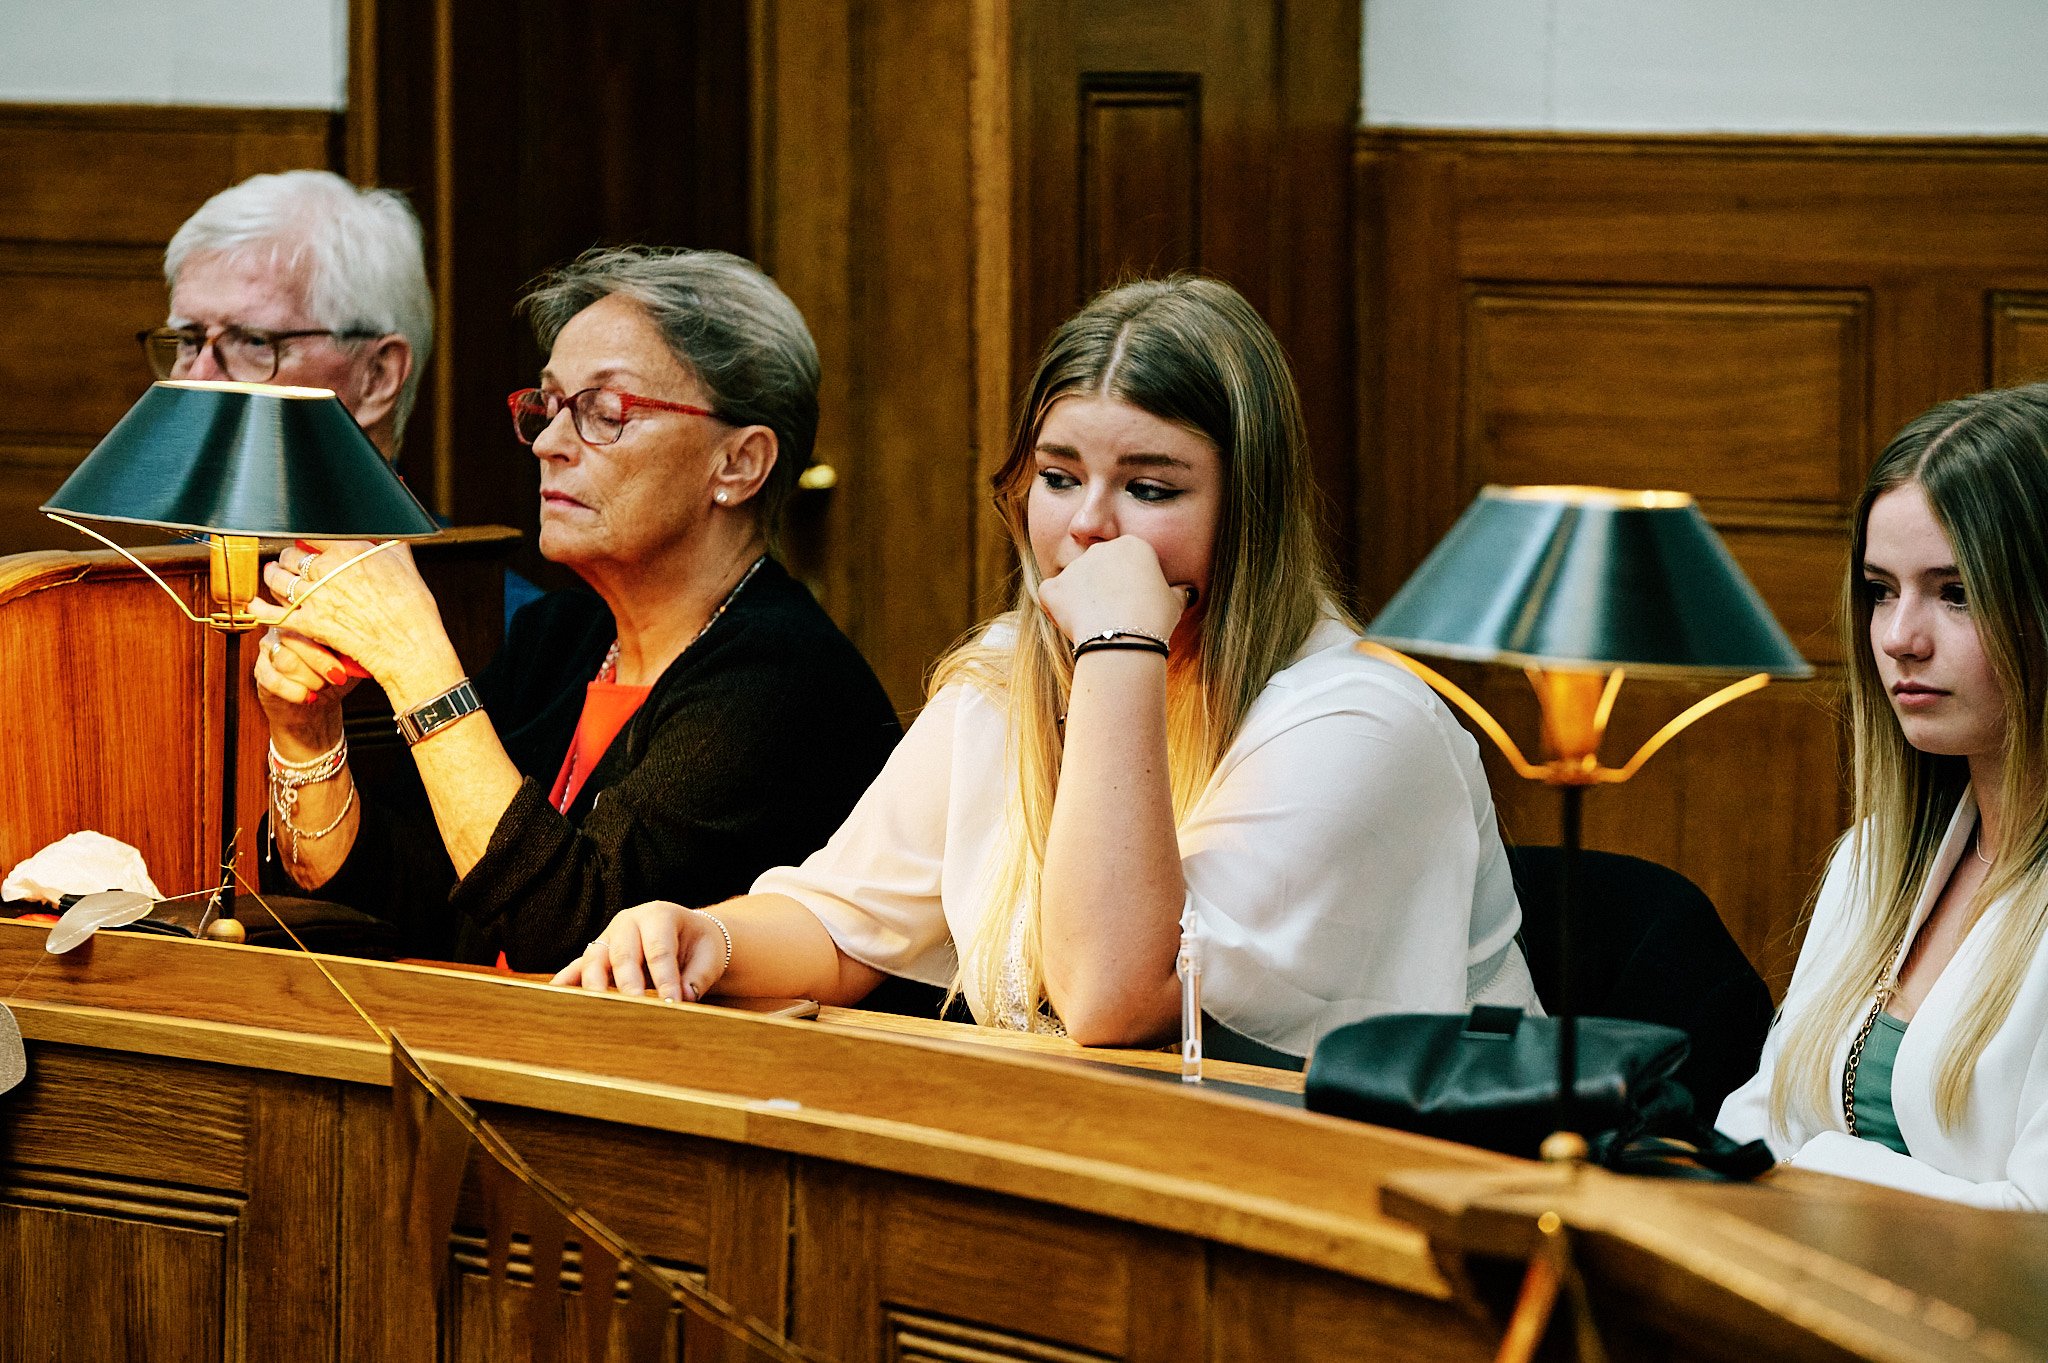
43, 380, 439, 539
1367, 485, 1813, 680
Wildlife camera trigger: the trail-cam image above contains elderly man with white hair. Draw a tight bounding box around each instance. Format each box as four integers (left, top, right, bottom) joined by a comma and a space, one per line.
142, 169, 539, 624
140, 169, 432, 459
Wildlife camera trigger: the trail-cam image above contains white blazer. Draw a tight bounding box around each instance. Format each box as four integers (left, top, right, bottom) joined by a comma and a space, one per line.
1718, 791, 2048, 1207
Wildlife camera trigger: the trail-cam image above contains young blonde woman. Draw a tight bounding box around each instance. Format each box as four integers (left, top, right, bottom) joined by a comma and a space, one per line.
556, 277, 1536, 1057
1719, 383, 2048, 1207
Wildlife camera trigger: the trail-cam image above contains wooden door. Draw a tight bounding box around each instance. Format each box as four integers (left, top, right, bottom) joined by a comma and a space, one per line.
756, 0, 1359, 708
1003, 0, 1361, 604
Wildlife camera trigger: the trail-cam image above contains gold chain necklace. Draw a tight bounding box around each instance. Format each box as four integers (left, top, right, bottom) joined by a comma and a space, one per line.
1843, 932, 1911, 1136
1842, 983, 1892, 1137
1845, 820, 1994, 1132
556, 555, 767, 812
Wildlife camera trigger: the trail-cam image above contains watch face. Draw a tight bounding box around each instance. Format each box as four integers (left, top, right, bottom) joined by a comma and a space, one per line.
399, 680, 478, 745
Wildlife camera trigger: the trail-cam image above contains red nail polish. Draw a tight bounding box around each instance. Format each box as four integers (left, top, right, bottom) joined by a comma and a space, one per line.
325, 668, 347, 684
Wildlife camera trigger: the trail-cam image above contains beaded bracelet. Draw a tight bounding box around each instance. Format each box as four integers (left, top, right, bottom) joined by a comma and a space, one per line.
270, 733, 345, 776
696, 910, 735, 984
268, 734, 351, 864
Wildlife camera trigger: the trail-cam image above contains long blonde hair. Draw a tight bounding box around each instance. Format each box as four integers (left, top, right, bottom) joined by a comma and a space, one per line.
931, 277, 1350, 1026
1772, 382, 2048, 1131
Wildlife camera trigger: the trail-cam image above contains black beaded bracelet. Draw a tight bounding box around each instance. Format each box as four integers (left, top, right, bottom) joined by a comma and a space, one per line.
1073, 636, 1170, 660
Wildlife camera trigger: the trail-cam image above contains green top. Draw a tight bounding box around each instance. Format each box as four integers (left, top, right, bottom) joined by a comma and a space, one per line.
1850, 1012, 1911, 1156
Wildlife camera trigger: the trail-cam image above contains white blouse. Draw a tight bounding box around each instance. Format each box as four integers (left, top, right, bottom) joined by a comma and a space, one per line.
754, 618, 1535, 1057
1719, 792, 2048, 1208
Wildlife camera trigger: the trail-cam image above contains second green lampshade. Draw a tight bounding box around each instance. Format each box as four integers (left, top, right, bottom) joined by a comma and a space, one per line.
1367, 485, 1812, 680
44, 380, 439, 538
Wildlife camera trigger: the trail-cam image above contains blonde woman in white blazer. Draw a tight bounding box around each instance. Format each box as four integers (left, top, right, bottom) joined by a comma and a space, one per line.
1719, 383, 2048, 1207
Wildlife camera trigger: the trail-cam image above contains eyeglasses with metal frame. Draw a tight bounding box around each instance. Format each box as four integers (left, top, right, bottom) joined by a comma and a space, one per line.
505, 386, 719, 447
136, 323, 383, 384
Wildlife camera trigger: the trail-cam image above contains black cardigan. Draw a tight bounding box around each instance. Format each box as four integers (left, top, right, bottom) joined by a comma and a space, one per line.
269, 559, 902, 969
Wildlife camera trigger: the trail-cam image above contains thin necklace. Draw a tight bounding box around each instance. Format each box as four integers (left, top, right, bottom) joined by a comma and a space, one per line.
560, 554, 768, 811
1977, 826, 1996, 868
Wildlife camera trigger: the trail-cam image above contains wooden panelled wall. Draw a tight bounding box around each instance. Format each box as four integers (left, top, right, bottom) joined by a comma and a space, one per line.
1356, 131, 2048, 990
0, 106, 336, 555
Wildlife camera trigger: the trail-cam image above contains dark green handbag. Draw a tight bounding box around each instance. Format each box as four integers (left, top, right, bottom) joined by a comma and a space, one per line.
1304, 1005, 1772, 1178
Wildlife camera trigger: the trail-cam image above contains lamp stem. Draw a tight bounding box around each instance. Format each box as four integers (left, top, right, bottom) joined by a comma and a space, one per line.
1555, 784, 1582, 1141
208, 626, 245, 941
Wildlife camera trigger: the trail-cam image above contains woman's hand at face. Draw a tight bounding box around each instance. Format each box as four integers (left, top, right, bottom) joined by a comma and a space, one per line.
549, 902, 732, 1003
253, 627, 359, 745
1036, 536, 1192, 646
247, 540, 447, 694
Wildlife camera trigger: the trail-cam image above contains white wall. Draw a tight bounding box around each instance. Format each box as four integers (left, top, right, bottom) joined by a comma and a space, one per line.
0, 0, 347, 108
1364, 0, 2048, 135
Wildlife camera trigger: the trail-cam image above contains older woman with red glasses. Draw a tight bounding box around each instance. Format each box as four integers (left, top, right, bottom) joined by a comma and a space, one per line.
246, 245, 900, 968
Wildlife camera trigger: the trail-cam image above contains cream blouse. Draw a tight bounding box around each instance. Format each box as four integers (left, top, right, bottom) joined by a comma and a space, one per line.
753, 618, 1535, 1057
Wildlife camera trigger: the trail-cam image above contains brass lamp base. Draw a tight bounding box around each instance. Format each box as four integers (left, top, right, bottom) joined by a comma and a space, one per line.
204, 917, 247, 944
1540, 1130, 1590, 1165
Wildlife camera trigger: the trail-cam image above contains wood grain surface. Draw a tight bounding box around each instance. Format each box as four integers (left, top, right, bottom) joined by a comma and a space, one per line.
0, 921, 1488, 1362
1384, 1163, 2048, 1363
0, 922, 1484, 1290
3, 922, 2039, 1361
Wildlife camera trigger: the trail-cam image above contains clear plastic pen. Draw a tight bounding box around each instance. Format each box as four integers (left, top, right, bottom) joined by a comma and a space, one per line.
1177, 910, 1202, 1083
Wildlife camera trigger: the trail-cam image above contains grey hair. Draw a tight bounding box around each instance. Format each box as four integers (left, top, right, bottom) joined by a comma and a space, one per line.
519, 246, 820, 535
165, 170, 434, 445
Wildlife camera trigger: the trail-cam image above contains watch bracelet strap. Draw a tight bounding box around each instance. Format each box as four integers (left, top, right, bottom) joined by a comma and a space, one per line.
395, 678, 483, 746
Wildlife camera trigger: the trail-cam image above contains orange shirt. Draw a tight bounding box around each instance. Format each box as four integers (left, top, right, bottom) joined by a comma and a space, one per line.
548, 679, 654, 814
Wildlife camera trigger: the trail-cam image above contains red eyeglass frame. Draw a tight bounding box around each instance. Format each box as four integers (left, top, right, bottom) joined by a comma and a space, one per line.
506, 386, 718, 446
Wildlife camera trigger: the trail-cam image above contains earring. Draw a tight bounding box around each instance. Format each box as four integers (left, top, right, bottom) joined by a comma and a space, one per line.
714, 491, 728, 506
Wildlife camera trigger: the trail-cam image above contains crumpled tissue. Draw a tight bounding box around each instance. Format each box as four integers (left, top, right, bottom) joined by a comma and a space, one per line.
3, 831, 163, 906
